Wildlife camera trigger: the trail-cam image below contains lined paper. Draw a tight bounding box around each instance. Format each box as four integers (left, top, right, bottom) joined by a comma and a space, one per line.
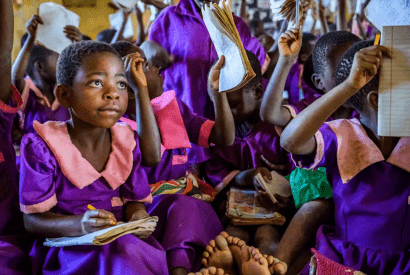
378, 25, 410, 137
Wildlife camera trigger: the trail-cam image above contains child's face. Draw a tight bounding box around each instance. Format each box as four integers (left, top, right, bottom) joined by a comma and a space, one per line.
68, 52, 128, 128
41, 51, 59, 84
227, 85, 262, 125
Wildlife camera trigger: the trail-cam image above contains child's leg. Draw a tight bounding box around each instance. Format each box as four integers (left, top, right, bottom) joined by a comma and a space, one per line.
170, 267, 188, 275
273, 199, 334, 270
225, 224, 251, 244
253, 225, 281, 256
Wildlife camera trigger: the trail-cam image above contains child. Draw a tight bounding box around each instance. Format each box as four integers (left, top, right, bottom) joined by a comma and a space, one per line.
19, 41, 168, 274
280, 40, 408, 274
112, 41, 235, 275
204, 50, 293, 258
11, 15, 70, 135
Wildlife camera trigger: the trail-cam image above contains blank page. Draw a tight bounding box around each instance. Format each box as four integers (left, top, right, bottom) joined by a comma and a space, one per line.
365, 0, 410, 31
378, 25, 410, 137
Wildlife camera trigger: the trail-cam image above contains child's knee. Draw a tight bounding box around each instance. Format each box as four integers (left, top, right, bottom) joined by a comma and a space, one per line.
225, 224, 251, 243
254, 225, 281, 243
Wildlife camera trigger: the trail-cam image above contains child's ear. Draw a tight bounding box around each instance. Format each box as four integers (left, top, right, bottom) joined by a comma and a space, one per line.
55, 84, 71, 108
253, 83, 264, 100
312, 73, 325, 92
367, 91, 378, 111
34, 61, 43, 74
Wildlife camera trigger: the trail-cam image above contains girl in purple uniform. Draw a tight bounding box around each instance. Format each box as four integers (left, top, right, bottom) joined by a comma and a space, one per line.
19, 41, 168, 275
112, 41, 235, 275
281, 40, 410, 274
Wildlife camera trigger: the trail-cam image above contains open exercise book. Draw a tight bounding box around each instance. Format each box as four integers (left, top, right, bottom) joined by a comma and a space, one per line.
255, 170, 292, 204
378, 25, 410, 137
202, 0, 256, 93
37, 2, 80, 55
43, 216, 158, 247
365, 0, 410, 32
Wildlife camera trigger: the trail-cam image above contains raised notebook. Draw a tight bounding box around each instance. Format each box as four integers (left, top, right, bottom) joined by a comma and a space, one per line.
202, 0, 256, 93
44, 216, 158, 247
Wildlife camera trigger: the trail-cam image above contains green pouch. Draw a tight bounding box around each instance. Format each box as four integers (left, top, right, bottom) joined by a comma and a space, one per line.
285, 167, 333, 209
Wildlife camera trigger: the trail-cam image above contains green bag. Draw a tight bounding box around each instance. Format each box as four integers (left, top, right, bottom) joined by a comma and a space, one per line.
285, 167, 333, 209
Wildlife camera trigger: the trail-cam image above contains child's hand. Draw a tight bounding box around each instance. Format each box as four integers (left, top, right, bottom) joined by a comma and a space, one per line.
208, 55, 225, 94
345, 45, 392, 91
63, 25, 82, 43
26, 15, 43, 38
129, 210, 153, 239
123, 53, 148, 88
81, 209, 117, 234
257, 190, 293, 212
278, 28, 302, 60
252, 167, 273, 190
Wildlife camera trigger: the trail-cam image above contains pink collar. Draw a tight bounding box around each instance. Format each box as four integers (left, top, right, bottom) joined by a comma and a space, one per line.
33, 121, 136, 190
327, 118, 410, 183
22, 77, 60, 111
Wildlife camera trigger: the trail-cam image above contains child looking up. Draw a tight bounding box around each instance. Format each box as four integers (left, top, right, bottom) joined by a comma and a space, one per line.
0, 1, 30, 273
112, 41, 234, 275
19, 41, 168, 274
12, 15, 70, 135
280, 40, 409, 275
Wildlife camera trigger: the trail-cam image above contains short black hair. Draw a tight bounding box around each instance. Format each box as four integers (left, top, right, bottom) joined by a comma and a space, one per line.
57, 41, 121, 87
26, 45, 57, 79
302, 55, 323, 94
335, 40, 377, 111
300, 32, 317, 58
244, 50, 262, 90
82, 35, 92, 41
111, 41, 135, 58
312, 31, 361, 76
96, 29, 117, 43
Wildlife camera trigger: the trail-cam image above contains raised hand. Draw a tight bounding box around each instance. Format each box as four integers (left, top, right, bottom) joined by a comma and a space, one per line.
208, 55, 225, 93
64, 25, 83, 43
26, 15, 43, 38
346, 45, 392, 91
252, 167, 273, 191
81, 209, 117, 234
123, 53, 148, 89
278, 28, 302, 59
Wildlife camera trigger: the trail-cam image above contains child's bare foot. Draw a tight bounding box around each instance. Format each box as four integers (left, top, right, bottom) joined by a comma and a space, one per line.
221, 231, 246, 275
188, 267, 225, 275
263, 254, 287, 275
241, 246, 271, 275
202, 234, 237, 275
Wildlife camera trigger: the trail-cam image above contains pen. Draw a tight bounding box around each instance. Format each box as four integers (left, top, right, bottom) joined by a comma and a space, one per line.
87, 204, 96, 210
374, 34, 380, 45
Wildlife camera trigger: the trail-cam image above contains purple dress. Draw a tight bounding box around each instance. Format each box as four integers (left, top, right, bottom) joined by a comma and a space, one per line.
0, 86, 31, 274
18, 77, 70, 135
205, 120, 293, 192
149, 0, 267, 119
121, 91, 223, 272
284, 61, 318, 105
294, 118, 410, 275
19, 121, 168, 275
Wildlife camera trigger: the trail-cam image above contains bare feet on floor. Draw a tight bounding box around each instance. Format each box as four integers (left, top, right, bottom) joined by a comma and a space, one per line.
202, 234, 237, 275
263, 254, 287, 275
221, 231, 246, 275
241, 246, 271, 275
188, 267, 225, 275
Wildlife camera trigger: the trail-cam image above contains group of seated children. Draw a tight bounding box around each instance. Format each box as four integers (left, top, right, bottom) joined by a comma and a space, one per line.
0, 0, 408, 274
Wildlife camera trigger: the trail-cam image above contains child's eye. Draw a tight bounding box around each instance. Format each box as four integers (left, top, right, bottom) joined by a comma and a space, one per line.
89, 80, 103, 87
118, 82, 127, 89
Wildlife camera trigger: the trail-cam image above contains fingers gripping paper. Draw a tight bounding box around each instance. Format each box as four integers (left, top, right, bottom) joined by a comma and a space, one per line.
202, 1, 256, 93
43, 216, 158, 247
36, 3, 80, 55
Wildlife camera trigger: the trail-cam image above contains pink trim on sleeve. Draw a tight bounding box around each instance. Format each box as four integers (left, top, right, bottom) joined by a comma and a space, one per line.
198, 120, 215, 148
0, 85, 23, 114
291, 130, 324, 170
138, 193, 153, 204
0, 152, 4, 163
20, 194, 57, 214
111, 197, 124, 207
261, 54, 270, 75
172, 149, 188, 165
215, 170, 240, 193
119, 116, 137, 131
283, 105, 298, 118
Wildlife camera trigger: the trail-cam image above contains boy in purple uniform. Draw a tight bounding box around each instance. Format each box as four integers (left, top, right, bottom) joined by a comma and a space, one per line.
281, 40, 410, 274
148, 0, 268, 119
19, 41, 168, 275
112, 41, 235, 275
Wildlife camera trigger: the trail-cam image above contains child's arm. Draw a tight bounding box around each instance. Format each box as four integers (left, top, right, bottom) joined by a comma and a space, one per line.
280, 45, 392, 155
23, 210, 117, 238
141, 0, 169, 10
11, 15, 43, 94
0, 0, 13, 103
110, 10, 132, 44
260, 28, 302, 127
124, 201, 152, 239
124, 53, 161, 166
63, 25, 83, 43
134, 7, 146, 46
317, 0, 328, 35
337, 0, 347, 31
207, 56, 235, 146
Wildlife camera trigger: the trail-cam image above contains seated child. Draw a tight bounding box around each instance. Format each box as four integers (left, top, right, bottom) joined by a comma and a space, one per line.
12, 15, 70, 135
19, 41, 168, 275
280, 40, 408, 275
204, 50, 294, 258
0, 2, 31, 273
112, 41, 235, 275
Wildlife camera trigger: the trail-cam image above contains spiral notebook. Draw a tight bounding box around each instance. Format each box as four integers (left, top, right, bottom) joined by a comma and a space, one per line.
202, 0, 256, 93
378, 25, 410, 137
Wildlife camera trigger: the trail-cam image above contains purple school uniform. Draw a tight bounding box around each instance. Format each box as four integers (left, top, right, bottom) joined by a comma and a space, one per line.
294, 118, 410, 275
284, 61, 318, 105
19, 121, 168, 275
149, 0, 267, 119
205, 120, 293, 193
121, 91, 223, 272
18, 77, 70, 135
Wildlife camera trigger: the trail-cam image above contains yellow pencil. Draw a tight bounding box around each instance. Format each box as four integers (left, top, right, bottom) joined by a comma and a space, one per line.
87, 204, 96, 210
374, 34, 380, 45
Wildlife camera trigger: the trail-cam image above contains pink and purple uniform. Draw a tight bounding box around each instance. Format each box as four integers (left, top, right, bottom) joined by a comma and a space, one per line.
149, 0, 267, 119
295, 118, 410, 275
19, 121, 168, 275
284, 61, 318, 105
121, 90, 223, 272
